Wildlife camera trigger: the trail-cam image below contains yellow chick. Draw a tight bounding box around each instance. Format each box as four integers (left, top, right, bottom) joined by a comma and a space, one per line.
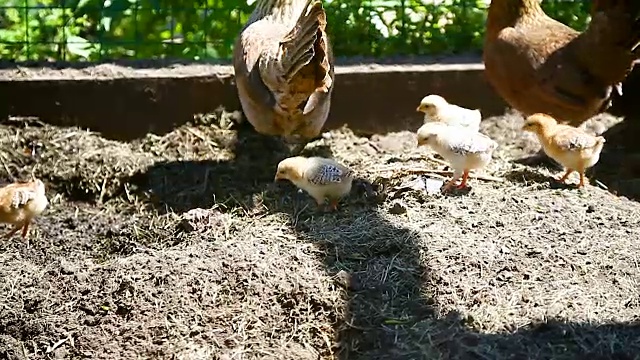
417, 122, 498, 191
0, 179, 48, 239
522, 113, 605, 188
417, 94, 482, 132
274, 156, 353, 211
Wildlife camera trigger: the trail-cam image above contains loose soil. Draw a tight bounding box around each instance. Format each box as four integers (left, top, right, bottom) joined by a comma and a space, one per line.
0, 110, 639, 360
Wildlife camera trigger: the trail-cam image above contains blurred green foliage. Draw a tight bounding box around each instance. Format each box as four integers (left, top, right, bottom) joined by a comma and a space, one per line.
0, 0, 592, 61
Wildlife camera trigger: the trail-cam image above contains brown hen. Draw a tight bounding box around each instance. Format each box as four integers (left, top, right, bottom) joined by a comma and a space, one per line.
484, 0, 640, 127
233, 0, 334, 150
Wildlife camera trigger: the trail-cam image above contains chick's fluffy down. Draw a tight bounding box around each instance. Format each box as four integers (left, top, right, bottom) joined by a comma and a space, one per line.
417, 122, 498, 176
523, 113, 605, 185
0, 179, 48, 239
417, 94, 481, 132
275, 156, 353, 207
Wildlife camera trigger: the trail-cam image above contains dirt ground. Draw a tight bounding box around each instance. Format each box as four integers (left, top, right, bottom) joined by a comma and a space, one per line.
0, 109, 639, 360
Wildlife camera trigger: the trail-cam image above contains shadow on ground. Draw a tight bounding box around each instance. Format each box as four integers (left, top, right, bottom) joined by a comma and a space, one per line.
294, 209, 436, 358
124, 119, 640, 359
129, 122, 333, 214
591, 116, 640, 202
291, 200, 640, 359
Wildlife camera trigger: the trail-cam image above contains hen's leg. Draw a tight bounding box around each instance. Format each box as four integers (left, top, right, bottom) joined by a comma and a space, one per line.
456, 170, 470, 189
558, 169, 573, 183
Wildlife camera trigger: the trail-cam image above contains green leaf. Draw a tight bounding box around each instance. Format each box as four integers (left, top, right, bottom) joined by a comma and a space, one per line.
77, 0, 93, 9
66, 35, 94, 58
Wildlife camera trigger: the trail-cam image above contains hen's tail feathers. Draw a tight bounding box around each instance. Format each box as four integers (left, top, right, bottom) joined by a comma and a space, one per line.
582, 0, 640, 87
592, 0, 640, 53
279, 1, 332, 92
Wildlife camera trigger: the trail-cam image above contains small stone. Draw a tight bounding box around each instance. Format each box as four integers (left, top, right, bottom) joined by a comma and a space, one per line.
388, 201, 407, 215
334, 270, 356, 290
60, 260, 77, 275
425, 178, 444, 195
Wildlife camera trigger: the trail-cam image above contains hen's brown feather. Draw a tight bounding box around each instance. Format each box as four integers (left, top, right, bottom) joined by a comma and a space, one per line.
233, 0, 334, 142
484, 0, 640, 126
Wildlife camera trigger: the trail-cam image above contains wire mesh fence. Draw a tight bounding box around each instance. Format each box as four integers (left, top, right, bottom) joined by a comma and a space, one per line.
0, 0, 592, 62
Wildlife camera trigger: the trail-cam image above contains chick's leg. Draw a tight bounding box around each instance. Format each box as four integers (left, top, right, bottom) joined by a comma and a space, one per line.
443, 179, 457, 192
578, 172, 588, 188
443, 170, 463, 192
314, 197, 326, 211
558, 169, 573, 183
4, 224, 22, 239
327, 198, 339, 212
21, 221, 30, 238
456, 170, 470, 189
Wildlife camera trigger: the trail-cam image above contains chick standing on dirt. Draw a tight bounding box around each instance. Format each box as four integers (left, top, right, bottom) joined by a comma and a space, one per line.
0, 178, 48, 239
274, 156, 353, 211
522, 113, 606, 188
417, 122, 498, 192
416, 94, 481, 132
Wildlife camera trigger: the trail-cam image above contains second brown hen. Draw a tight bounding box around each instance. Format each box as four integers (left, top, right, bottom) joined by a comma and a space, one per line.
484, 0, 640, 127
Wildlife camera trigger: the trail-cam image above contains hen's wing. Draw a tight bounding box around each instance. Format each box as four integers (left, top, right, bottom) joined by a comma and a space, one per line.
489, 25, 602, 110
277, 1, 331, 90
258, 1, 332, 106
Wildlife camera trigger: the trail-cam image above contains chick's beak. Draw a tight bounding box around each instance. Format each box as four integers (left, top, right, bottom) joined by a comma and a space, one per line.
417, 138, 425, 147
416, 105, 424, 112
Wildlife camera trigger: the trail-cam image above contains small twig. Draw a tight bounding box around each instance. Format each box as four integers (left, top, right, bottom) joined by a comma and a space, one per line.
30, 163, 39, 181
424, 155, 449, 167
21, 343, 29, 360
406, 168, 504, 183
186, 127, 219, 148
98, 177, 108, 204
46, 336, 70, 353
0, 153, 15, 182
367, 140, 383, 153
201, 168, 210, 194
186, 127, 208, 141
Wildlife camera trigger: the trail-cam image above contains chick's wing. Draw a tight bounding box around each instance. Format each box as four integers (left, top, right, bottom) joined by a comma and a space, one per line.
307, 163, 351, 185
552, 128, 600, 151
445, 132, 497, 155
2, 187, 37, 209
